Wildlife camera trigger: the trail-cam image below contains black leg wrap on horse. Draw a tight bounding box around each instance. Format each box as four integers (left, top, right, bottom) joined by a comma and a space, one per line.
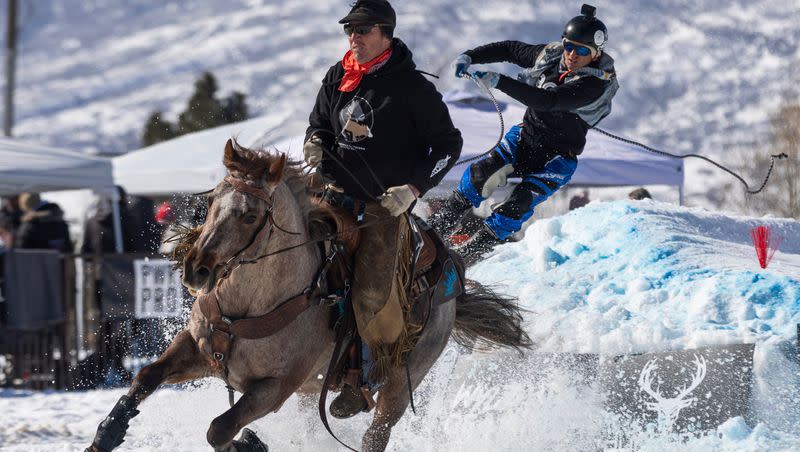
233, 428, 269, 452
86, 395, 140, 452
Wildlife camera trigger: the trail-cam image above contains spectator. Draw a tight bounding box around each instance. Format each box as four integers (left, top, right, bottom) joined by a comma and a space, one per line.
569, 190, 590, 210
154, 201, 181, 255
628, 187, 652, 200
155, 201, 175, 225
1, 196, 22, 237
82, 187, 159, 254
0, 212, 12, 251
15, 192, 73, 252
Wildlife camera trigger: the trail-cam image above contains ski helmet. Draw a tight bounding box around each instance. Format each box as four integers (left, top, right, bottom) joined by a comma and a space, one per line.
562, 4, 607, 56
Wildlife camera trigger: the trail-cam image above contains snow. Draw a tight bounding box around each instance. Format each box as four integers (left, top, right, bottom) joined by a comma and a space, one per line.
3, 1, 800, 208
2, 201, 799, 450
2, 0, 800, 449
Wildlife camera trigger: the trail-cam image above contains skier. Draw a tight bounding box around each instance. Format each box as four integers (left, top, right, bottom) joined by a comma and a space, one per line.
428, 4, 618, 265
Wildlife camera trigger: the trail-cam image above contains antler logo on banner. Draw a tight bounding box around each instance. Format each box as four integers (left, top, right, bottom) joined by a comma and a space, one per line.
637, 354, 707, 433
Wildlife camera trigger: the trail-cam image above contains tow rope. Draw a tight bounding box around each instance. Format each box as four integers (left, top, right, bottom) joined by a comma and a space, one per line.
457, 71, 788, 195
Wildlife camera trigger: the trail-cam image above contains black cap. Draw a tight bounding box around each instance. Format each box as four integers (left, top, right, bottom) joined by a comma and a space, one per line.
338, 0, 396, 27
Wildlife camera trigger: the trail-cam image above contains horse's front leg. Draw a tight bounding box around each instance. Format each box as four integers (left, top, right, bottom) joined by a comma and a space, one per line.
206, 377, 288, 452
86, 329, 208, 452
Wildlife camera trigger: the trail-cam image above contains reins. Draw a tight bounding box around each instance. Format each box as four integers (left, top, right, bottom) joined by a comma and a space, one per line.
458, 70, 788, 194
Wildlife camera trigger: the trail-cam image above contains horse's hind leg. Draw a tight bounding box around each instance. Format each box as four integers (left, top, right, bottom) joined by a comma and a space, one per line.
206, 377, 287, 452
363, 300, 456, 452
86, 329, 207, 452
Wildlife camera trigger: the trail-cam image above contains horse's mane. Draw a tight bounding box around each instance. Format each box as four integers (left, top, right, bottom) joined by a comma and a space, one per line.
170, 139, 339, 266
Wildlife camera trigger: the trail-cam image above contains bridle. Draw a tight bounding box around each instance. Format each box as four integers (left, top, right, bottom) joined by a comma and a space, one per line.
206, 175, 304, 291
195, 173, 343, 407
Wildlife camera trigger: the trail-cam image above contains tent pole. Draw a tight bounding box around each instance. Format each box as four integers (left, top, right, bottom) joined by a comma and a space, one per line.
4, 0, 18, 137
678, 184, 684, 206
111, 195, 124, 253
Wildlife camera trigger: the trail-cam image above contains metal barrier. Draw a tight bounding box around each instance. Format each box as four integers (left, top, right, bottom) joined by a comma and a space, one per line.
0, 250, 184, 390
0, 325, 69, 389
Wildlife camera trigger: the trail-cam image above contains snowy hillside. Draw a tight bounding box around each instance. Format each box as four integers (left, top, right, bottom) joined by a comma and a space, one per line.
1, 201, 798, 451
3, 0, 800, 206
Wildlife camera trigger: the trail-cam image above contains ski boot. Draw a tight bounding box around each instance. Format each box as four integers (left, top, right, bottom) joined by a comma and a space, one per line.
454, 225, 501, 267
427, 191, 472, 239
448, 210, 486, 247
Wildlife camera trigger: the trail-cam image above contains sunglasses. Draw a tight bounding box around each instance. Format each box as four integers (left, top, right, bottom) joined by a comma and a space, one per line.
343, 23, 382, 36
563, 41, 593, 57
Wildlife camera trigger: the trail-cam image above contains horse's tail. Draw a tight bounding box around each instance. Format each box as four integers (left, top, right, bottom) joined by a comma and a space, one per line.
452, 279, 533, 352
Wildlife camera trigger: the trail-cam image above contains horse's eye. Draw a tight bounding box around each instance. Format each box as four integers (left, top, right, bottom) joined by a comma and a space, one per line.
243, 214, 258, 225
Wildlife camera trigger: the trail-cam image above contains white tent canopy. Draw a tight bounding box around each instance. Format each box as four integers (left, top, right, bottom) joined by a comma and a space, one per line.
0, 137, 124, 252
113, 92, 684, 199
112, 117, 279, 196
0, 137, 116, 197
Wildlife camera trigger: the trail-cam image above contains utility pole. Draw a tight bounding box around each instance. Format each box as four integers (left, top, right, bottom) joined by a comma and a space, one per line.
4, 0, 18, 137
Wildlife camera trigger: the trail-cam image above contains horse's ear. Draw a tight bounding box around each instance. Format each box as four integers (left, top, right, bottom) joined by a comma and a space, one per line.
223, 138, 237, 168
266, 154, 287, 184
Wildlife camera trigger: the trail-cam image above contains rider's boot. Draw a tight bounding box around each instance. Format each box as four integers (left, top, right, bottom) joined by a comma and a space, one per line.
329, 384, 369, 419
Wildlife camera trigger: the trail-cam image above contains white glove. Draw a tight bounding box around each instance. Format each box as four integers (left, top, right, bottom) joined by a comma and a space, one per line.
380, 184, 418, 217
303, 135, 326, 168
472, 70, 500, 89
452, 54, 472, 78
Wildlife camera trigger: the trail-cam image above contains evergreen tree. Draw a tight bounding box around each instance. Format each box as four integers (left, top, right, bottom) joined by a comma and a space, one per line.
142, 111, 176, 146
223, 91, 248, 123
140, 71, 250, 146
177, 72, 227, 134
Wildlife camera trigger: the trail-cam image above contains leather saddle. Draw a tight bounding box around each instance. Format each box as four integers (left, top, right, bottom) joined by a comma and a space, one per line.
316, 201, 466, 415
318, 200, 464, 312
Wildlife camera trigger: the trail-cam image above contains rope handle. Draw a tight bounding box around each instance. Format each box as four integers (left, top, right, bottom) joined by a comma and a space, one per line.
454, 72, 505, 166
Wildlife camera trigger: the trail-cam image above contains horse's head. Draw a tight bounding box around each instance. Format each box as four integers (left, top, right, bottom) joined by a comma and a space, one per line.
182, 138, 288, 293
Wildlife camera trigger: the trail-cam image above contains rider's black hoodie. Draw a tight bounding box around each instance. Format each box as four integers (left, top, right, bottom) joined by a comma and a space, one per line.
306, 38, 463, 201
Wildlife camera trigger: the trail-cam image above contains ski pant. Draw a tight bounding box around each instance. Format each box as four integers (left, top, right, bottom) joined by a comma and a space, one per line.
456, 124, 578, 240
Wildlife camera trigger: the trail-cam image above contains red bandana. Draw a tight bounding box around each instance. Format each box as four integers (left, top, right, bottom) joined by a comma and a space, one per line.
338, 47, 393, 92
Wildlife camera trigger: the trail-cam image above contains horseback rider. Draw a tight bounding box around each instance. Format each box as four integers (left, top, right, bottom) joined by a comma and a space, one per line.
304, 0, 462, 418
428, 4, 619, 265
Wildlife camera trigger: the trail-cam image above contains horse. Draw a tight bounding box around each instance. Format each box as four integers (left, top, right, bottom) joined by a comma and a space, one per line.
85, 139, 531, 452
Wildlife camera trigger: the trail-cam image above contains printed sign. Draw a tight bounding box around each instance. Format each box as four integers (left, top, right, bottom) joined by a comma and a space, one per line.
600, 343, 755, 442
133, 259, 183, 318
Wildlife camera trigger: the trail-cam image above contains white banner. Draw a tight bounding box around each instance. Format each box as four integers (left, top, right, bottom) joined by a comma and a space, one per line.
133, 259, 183, 319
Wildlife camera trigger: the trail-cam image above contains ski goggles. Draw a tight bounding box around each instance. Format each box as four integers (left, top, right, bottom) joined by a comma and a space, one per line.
343, 23, 390, 36
562, 39, 594, 57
